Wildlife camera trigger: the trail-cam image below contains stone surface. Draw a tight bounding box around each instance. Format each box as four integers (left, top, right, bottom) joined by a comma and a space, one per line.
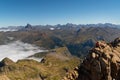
63, 37, 120, 80
76, 37, 120, 80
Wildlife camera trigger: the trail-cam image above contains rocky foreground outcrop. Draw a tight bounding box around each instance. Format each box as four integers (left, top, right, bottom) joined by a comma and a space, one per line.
63, 37, 120, 80
76, 37, 120, 80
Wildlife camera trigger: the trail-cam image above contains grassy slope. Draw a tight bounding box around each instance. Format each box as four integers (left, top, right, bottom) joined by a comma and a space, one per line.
0, 47, 80, 80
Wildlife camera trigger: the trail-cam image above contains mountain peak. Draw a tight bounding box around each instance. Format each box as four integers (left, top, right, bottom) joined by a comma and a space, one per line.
25, 24, 32, 29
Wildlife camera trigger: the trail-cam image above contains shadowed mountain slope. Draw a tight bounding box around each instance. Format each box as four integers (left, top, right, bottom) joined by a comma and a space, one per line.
0, 25, 119, 57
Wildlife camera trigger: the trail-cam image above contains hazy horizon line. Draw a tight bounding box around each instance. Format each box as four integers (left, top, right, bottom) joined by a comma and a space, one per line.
1, 22, 120, 28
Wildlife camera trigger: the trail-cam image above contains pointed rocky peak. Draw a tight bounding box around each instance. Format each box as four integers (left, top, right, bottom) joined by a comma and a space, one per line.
25, 23, 32, 29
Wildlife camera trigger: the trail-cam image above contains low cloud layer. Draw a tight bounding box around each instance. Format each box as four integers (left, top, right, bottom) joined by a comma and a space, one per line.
0, 41, 45, 62
0, 28, 18, 32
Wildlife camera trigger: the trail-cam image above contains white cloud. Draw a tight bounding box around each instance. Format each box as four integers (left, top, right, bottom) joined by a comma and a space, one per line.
50, 28, 55, 30
0, 28, 18, 32
0, 41, 45, 62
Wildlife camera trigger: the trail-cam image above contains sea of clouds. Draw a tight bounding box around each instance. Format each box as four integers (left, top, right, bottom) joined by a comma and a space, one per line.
0, 41, 45, 62
0, 28, 18, 32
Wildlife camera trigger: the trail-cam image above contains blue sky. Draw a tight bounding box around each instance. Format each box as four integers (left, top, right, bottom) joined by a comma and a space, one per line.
0, 0, 120, 27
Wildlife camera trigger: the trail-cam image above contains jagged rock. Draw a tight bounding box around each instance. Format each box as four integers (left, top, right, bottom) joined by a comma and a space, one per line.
62, 67, 79, 80
76, 37, 120, 80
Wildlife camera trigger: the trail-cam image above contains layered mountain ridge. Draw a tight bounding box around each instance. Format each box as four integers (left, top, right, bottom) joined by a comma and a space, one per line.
0, 23, 119, 57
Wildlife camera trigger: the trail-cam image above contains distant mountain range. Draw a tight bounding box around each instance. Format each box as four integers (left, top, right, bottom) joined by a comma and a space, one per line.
0, 23, 119, 57
0, 23, 120, 32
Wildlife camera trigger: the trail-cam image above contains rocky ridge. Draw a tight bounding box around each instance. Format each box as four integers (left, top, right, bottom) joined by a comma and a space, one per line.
63, 37, 120, 80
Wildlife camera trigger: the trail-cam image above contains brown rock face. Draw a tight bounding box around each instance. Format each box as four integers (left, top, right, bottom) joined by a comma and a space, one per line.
77, 38, 120, 80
